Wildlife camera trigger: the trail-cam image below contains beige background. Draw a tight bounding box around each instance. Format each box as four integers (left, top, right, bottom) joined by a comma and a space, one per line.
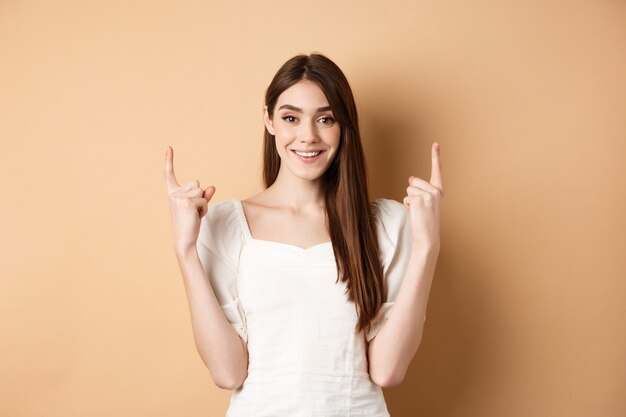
1, 0, 625, 416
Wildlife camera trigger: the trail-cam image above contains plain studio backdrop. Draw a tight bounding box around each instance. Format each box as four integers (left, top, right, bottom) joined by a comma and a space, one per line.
1, 1, 624, 416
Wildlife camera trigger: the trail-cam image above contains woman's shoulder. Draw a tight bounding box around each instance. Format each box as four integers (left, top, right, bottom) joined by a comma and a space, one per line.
200, 199, 245, 248
370, 198, 408, 231
370, 197, 411, 255
206, 198, 239, 215
370, 197, 406, 216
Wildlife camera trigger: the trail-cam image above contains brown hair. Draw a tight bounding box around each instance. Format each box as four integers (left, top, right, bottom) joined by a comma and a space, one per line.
262, 52, 385, 338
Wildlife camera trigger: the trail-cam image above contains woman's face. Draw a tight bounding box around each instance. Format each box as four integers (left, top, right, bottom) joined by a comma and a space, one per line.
264, 79, 341, 181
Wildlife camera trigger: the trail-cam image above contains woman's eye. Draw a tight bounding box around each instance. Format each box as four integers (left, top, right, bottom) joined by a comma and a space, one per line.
282, 115, 296, 123
319, 117, 336, 124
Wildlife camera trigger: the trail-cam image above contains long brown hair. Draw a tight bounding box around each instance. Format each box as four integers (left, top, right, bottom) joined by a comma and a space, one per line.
262, 52, 385, 337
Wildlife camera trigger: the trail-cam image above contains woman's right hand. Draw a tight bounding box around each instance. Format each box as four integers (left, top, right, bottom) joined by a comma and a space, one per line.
164, 146, 216, 256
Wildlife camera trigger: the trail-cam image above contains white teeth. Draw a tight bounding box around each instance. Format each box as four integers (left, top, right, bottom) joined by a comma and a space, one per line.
294, 150, 321, 157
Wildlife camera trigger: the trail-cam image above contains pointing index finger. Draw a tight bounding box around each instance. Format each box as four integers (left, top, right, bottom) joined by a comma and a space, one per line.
164, 146, 179, 192
429, 142, 444, 194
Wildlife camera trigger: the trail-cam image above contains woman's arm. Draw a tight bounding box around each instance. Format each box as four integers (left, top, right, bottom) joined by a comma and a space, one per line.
176, 248, 248, 390
367, 246, 437, 387
368, 143, 443, 387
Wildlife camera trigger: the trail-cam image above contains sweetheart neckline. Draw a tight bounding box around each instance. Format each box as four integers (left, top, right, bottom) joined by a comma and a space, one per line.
235, 199, 333, 252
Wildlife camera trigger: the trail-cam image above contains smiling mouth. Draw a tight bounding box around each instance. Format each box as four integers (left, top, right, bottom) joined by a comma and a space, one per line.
292, 150, 324, 158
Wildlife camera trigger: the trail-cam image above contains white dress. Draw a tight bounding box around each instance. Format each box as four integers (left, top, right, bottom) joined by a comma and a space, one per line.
196, 198, 419, 417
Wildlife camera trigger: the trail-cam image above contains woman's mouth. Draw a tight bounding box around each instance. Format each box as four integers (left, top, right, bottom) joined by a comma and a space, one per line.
291, 149, 325, 163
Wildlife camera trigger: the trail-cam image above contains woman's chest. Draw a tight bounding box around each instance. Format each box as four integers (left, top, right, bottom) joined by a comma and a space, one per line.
237, 240, 357, 320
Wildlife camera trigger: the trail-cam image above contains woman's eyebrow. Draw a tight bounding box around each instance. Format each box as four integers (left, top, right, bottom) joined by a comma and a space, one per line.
278, 104, 332, 113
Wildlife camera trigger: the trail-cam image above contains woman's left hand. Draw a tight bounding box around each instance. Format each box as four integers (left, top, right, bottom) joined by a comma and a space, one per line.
403, 142, 444, 253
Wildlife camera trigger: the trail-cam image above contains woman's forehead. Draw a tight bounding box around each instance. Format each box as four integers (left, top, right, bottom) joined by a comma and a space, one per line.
276, 80, 331, 111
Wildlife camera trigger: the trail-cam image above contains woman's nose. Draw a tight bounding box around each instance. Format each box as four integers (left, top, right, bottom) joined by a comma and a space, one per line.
298, 120, 319, 143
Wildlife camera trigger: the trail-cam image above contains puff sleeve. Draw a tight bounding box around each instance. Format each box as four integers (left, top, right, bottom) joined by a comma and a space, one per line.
195, 200, 248, 343
365, 198, 424, 343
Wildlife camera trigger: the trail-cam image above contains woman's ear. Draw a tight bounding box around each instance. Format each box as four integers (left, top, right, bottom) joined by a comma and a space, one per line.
263, 105, 275, 135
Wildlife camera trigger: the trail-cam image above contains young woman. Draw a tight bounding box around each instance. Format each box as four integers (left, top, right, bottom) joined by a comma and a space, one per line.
164, 53, 443, 416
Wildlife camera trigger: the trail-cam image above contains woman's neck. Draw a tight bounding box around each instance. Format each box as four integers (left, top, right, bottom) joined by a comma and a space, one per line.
264, 170, 326, 212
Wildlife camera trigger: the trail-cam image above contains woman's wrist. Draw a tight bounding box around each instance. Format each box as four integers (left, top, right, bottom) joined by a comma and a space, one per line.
175, 244, 199, 262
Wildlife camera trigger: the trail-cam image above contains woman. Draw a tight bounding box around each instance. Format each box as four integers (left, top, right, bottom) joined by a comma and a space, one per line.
164, 52, 443, 416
